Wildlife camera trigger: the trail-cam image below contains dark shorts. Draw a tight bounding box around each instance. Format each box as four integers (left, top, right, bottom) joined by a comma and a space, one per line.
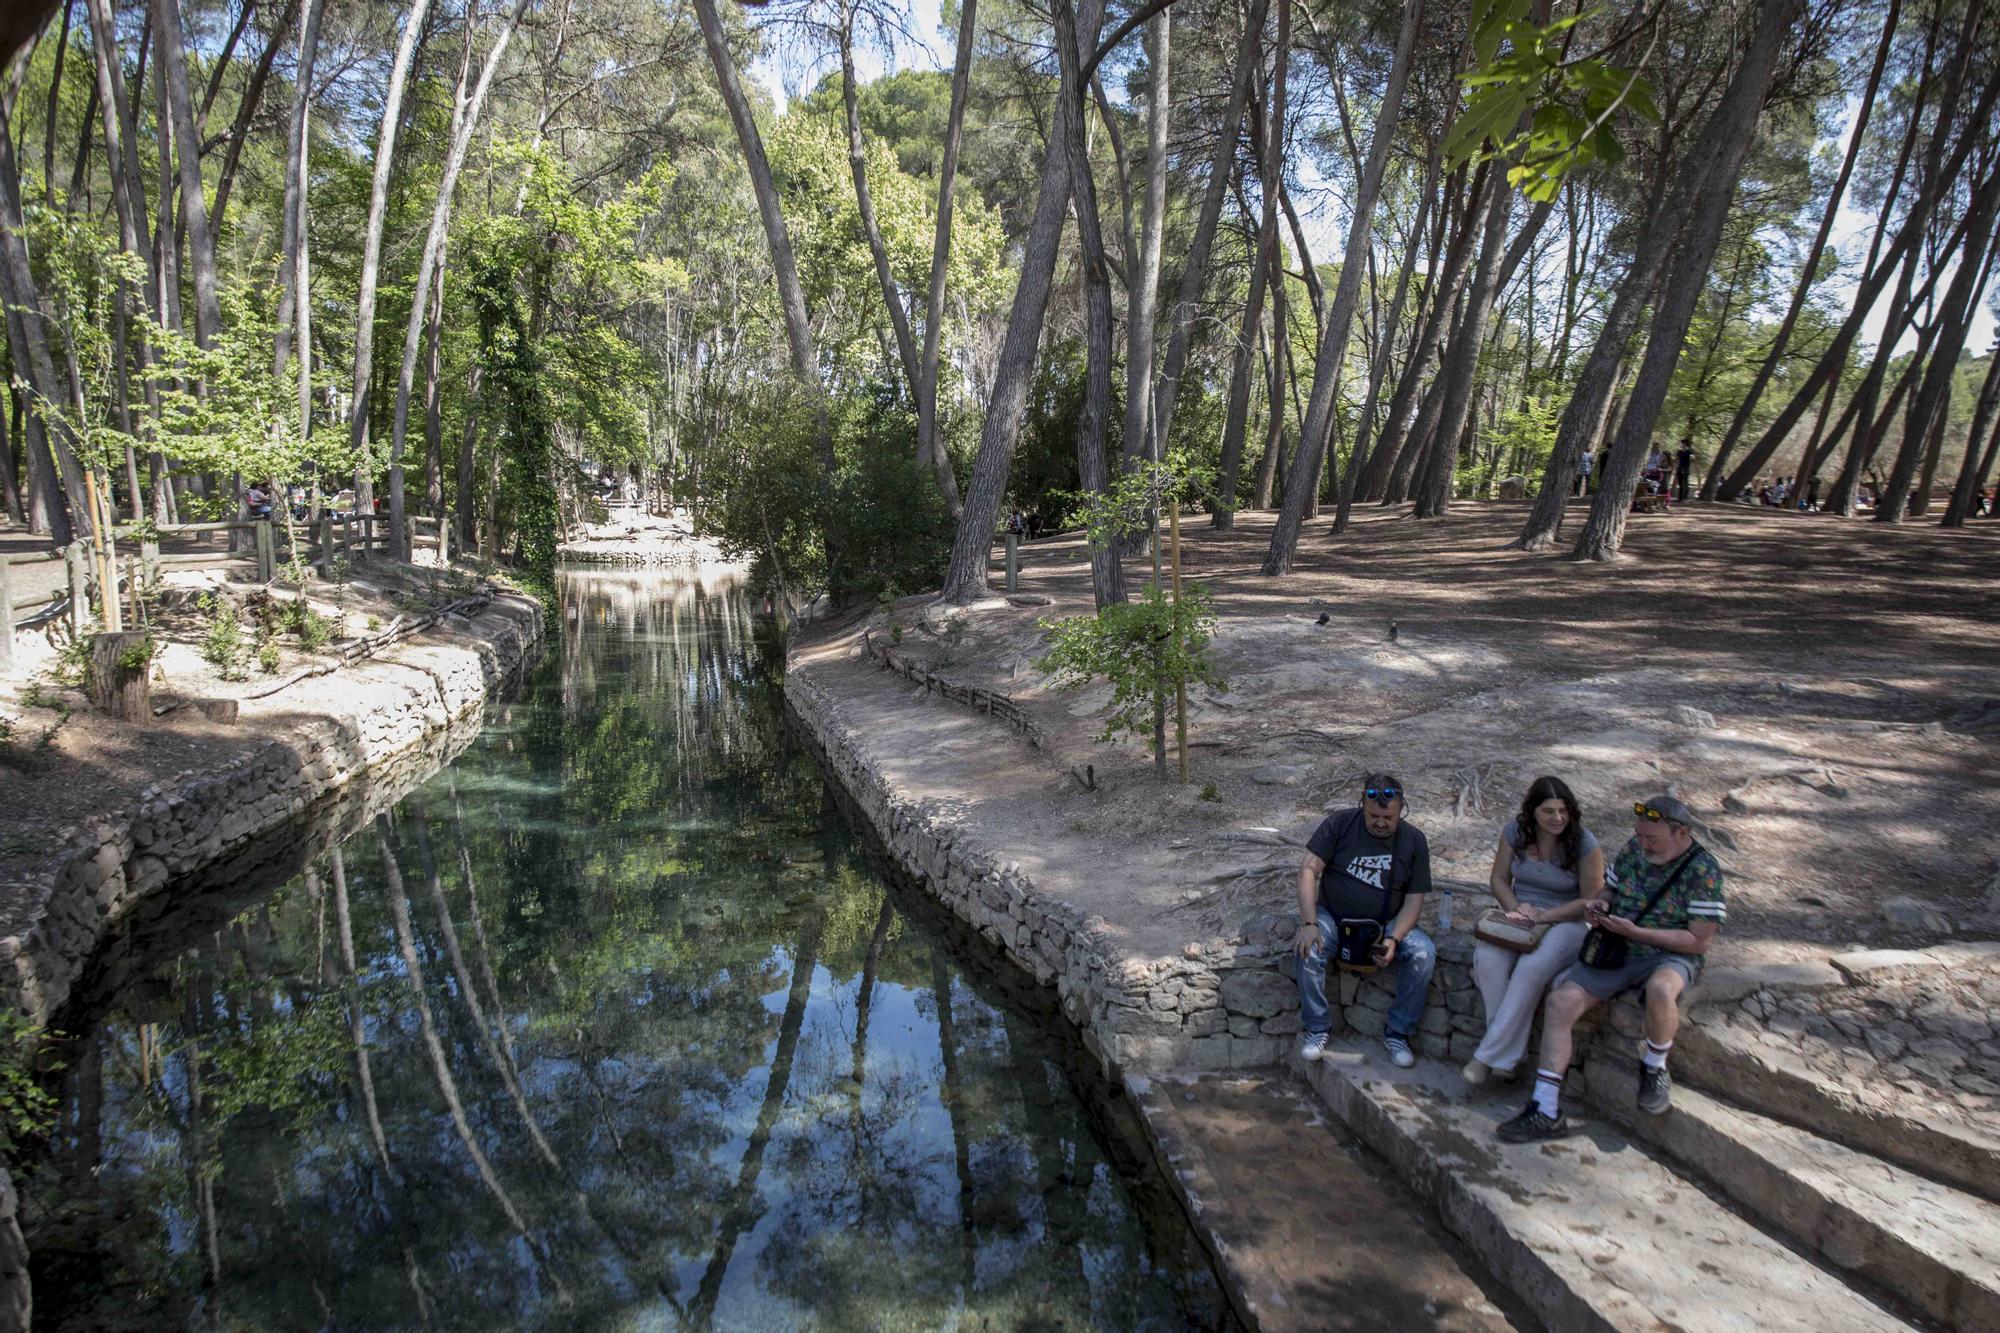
1558, 952, 1700, 1001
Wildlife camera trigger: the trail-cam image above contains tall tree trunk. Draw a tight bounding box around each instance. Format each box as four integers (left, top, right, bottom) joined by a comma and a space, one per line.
694, 0, 831, 474
1053, 0, 1125, 609
1876, 200, 2000, 522
1214, 193, 1275, 528
1411, 175, 1513, 519
152, 0, 221, 348
454, 366, 483, 549
1571, 0, 1805, 561
207, 0, 301, 236
1265, 0, 1431, 570
938, 0, 1107, 604
274, 0, 327, 391
388, 0, 529, 561
914, 0, 977, 516
1699, 0, 1898, 489
1155, 0, 1266, 459
1119, 9, 1170, 471
0, 109, 81, 543
1942, 346, 2000, 526
838, 0, 922, 422
1711, 78, 2000, 501
1337, 145, 1439, 533
1363, 170, 1480, 503
349, 0, 435, 520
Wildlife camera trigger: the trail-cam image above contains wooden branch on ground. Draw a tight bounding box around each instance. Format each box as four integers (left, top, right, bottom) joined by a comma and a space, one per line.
152, 587, 497, 717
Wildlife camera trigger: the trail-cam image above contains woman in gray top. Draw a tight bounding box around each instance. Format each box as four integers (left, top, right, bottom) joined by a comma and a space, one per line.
1465, 776, 1604, 1085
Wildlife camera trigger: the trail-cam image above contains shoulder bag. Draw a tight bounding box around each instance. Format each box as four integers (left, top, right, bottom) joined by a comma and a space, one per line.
1576, 844, 1701, 971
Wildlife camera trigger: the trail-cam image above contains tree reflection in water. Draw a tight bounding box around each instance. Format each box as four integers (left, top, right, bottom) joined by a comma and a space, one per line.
27, 568, 1229, 1331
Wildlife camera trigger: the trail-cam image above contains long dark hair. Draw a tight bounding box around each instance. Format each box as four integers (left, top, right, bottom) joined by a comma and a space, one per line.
1512, 775, 1584, 868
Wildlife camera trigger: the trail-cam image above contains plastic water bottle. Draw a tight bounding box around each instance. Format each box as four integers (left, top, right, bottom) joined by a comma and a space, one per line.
1438, 886, 1454, 932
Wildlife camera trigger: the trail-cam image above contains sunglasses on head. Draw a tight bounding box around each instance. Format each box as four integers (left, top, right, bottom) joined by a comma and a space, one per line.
1365, 787, 1402, 803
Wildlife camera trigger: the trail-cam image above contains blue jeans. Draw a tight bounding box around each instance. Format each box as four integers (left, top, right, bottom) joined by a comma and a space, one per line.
1298, 907, 1436, 1040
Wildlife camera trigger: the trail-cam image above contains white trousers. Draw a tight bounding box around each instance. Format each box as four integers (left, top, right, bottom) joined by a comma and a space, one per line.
1471, 922, 1589, 1072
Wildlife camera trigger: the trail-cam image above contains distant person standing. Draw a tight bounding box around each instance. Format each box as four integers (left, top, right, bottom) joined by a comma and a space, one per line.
1804, 476, 1822, 511
1674, 443, 1694, 502
1574, 447, 1594, 497
1597, 446, 1612, 492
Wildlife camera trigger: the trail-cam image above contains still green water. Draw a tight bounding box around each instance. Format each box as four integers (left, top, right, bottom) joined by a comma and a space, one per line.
27, 568, 1229, 1331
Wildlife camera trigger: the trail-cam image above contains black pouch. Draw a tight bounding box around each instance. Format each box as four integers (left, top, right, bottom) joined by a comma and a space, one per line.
1577, 925, 1627, 970
1334, 918, 1385, 974
1579, 845, 1701, 972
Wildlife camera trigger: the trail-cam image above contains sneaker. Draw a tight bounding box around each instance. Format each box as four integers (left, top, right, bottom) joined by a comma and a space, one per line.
1638, 1064, 1672, 1115
1383, 1035, 1416, 1068
1462, 1059, 1490, 1086
1299, 1032, 1329, 1062
1497, 1103, 1571, 1144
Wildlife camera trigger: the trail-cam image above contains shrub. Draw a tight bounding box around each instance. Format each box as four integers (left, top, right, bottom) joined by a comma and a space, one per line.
0, 1010, 60, 1154
258, 640, 281, 673
200, 593, 247, 679
1039, 583, 1226, 747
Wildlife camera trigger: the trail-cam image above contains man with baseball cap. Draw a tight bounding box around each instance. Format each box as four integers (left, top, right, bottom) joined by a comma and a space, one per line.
1498, 792, 1726, 1141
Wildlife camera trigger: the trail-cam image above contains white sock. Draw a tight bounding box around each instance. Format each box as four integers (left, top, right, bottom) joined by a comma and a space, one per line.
1532, 1070, 1563, 1118
1643, 1039, 1672, 1070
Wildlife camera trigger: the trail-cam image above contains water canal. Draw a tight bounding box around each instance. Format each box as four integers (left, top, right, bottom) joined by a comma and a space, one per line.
25, 567, 1232, 1331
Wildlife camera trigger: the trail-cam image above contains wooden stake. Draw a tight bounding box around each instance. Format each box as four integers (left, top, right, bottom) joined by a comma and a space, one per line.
1170, 497, 1187, 784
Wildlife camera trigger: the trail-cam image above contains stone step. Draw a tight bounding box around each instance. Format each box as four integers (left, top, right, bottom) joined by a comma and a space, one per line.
1676, 1015, 2000, 1206
1587, 1061, 2000, 1332
1294, 1039, 1913, 1333
1128, 1070, 1531, 1331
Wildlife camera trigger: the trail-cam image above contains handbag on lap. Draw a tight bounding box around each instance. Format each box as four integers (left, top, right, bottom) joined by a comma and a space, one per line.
1474, 909, 1550, 954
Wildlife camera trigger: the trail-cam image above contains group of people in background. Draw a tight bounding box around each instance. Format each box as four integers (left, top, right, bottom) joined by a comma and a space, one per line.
1570, 443, 1696, 504
1005, 510, 1047, 541
1291, 775, 1725, 1143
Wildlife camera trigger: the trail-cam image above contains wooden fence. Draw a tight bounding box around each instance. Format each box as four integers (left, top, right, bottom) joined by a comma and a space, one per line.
1, 514, 449, 674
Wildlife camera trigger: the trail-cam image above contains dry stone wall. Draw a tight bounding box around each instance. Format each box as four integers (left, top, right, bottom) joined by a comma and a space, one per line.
0, 593, 543, 1029
787, 642, 1509, 1075
790, 635, 1664, 1085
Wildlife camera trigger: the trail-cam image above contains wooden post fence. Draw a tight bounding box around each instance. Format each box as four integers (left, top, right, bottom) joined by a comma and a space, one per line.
65, 544, 88, 636
0, 558, 13, 674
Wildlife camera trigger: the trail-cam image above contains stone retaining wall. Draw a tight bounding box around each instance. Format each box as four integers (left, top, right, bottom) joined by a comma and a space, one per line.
789, 634, 1653, 1087
0, 591, 544, 1029
786, 641, 1511, 1076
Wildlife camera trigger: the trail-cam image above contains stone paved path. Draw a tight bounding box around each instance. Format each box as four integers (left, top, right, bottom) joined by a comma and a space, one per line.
1131, 1071, 1532, 1331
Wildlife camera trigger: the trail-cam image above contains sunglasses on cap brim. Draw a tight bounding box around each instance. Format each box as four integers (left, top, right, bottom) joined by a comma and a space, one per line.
1633, 802, 1673, 821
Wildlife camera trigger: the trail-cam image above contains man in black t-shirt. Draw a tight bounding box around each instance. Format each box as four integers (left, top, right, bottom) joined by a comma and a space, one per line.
1292, 773, 1436, 1068
1674, 444, 1694, 502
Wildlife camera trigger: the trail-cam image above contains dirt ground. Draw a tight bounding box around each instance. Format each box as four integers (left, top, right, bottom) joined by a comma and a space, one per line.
0, 551, 499, 886
814, 501, 2000, 971
555, 507, 739, 564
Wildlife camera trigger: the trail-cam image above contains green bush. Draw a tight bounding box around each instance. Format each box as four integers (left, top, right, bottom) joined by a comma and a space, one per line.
258, 640, 281, 673
0, 1010, 60, 1155
1039, 583, 1226, 747
710, 386, 956, 608
200, 593, 247, 679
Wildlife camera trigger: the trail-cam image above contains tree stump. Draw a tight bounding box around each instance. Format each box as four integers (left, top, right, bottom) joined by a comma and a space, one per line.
89, 631, 153, 723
